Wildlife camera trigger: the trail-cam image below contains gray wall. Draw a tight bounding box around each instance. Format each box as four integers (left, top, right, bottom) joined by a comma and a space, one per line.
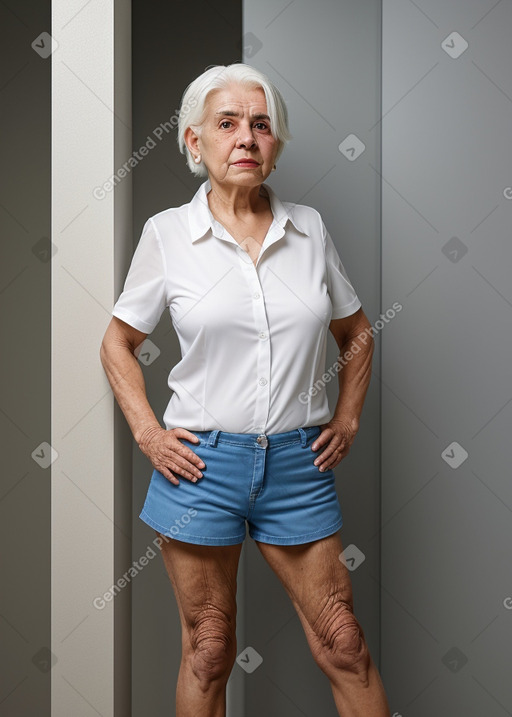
1, 2, 51, 715
381, 1, 512, 716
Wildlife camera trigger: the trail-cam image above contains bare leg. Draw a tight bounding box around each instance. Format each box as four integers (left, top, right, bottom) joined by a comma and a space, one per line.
155, 531, 243, 717
255, 533, 391, 716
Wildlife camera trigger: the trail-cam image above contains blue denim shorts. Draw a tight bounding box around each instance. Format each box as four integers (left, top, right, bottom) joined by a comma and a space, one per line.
139, 425, 343, 546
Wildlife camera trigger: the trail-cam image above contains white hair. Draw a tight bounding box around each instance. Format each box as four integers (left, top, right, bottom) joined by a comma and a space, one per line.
176, 63, 293, 177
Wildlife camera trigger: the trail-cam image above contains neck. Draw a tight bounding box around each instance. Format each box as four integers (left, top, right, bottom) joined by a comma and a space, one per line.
206, 179, 269, 221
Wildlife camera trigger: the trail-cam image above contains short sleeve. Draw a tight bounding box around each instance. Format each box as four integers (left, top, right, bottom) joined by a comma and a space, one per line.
112, 218, 168, 334
322, 219, 362, 319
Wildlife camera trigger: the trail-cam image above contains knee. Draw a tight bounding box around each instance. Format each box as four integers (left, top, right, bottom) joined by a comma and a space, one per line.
188, 607, 236, 687
311, 597, 370, 679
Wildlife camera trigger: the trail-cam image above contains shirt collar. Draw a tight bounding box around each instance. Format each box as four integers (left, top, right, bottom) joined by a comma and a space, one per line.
188, 177, 308, 243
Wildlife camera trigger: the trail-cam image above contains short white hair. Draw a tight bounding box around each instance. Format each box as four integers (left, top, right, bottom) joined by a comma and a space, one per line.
177, 63, 293, 178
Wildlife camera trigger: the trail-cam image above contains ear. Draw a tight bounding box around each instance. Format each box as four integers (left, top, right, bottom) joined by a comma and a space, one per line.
184, 126, 200, 155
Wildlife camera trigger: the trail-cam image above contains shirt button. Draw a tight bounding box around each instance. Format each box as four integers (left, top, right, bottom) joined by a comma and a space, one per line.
258, 378, 267, 386
258, 332, 267, 340
253, 292, 260, 299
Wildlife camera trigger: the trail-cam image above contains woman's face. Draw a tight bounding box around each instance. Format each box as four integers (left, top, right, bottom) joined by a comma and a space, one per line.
186, 84, 279, 189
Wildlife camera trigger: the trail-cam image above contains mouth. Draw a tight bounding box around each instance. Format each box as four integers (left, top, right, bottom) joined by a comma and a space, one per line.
232, 160, 260, 167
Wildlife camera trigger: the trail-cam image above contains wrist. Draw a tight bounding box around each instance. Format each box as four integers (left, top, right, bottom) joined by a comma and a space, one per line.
136, 424, 163, 446
331, 413, 360, 432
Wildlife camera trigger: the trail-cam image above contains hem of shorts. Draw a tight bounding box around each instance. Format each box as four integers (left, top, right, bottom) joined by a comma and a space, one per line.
139, 509, 246, 546
249, 518, 343, 545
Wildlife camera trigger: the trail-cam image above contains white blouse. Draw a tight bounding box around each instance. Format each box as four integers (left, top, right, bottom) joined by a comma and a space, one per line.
112, 178, 362, 435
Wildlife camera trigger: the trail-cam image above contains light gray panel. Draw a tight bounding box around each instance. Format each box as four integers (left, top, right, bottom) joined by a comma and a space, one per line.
382, 0, 512, 714
242, 0, 382, 715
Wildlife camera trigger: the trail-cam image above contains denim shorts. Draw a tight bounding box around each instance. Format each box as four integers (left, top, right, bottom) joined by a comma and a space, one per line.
139, 425, 343, 546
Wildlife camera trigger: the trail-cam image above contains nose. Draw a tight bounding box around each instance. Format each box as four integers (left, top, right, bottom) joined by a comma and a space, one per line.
235, 123, 257, 148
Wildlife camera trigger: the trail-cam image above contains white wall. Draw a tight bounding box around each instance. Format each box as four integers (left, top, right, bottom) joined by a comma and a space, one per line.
51, 1, 132, 714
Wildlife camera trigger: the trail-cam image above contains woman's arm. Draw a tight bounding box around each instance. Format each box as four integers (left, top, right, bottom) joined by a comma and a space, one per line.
99, 317, 204, 484
328, 306, 374, 432
99, 317, 162, 446
311, 307, 374, 471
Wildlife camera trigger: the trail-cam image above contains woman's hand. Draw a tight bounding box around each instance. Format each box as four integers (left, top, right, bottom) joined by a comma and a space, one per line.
311, 417, 359, 472
138, 426, 205, 485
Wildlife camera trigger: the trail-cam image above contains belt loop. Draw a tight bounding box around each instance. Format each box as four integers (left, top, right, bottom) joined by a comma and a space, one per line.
297, 427, 307, 447
208, 429, 220, 447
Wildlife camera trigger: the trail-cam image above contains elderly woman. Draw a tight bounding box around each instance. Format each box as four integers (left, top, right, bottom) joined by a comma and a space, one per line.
100, 63, 390, 716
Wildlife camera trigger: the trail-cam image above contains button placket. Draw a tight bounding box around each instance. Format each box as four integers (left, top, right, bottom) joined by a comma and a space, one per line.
254, 267, 271, 433
232, 222, 286, 434
237, 254, 271, 434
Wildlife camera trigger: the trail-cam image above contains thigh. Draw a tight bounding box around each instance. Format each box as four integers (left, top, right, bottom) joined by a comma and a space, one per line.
155, 531, 243, 650
254, 533, 355, 656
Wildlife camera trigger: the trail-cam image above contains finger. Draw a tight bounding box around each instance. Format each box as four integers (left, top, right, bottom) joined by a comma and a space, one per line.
318, 446, 350, 471
160, 460, 200, 484
157, 466, 180, 485
311, 430, 330, 451
174, 451, 205, 476
322, 453, 341, 470
171, 438, 206, 469
166, 457, 203, 481
315, 443, 347, 470
311, 426, 344, 451
174, 427, 200, 443
183, 449, 205, 469
313, 442, 339, 466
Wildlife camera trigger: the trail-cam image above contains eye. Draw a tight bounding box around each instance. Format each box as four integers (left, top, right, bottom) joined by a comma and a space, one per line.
220, 120, 232, 129
254, 122, 269, 130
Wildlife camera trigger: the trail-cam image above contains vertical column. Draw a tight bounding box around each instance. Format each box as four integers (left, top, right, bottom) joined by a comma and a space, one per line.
51, 1, 132, 715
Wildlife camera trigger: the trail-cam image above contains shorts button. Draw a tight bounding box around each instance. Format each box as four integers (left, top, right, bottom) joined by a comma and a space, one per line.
256, 434, 268, 448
